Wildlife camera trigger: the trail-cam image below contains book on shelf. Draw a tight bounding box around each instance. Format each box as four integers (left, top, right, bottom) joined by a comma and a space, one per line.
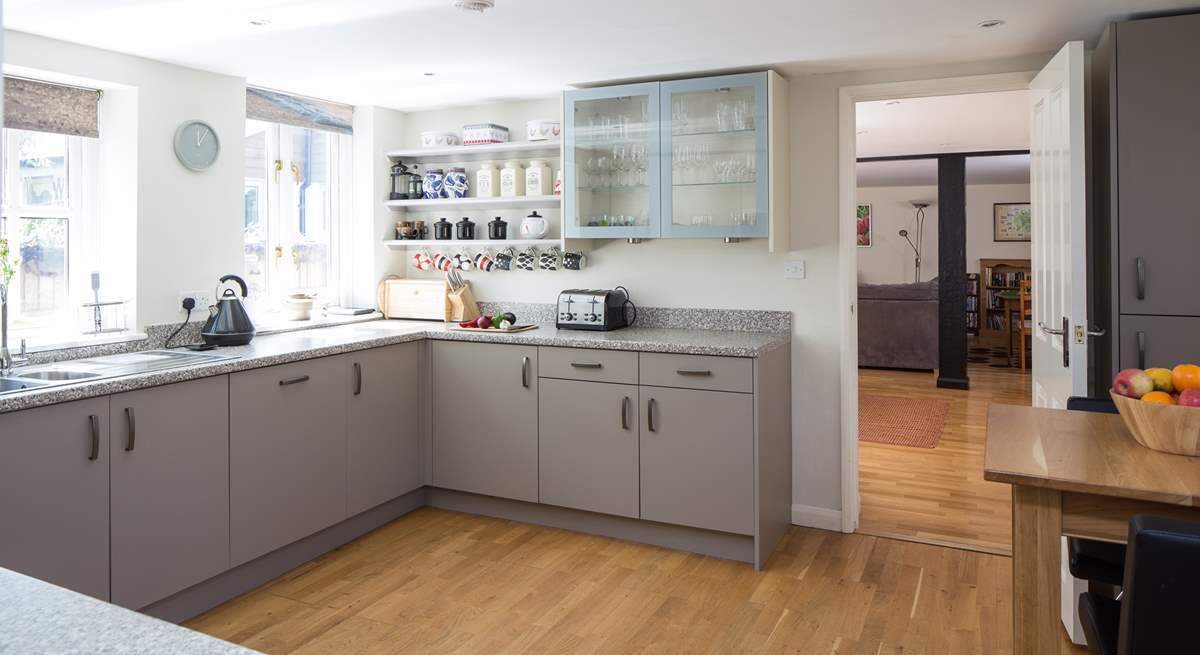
982, 266, 1028, 289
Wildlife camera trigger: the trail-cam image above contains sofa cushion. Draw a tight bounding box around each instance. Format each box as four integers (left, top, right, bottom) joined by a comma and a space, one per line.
858, 279, 939, 301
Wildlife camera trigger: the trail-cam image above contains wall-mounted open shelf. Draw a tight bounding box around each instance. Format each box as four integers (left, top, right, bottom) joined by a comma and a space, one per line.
383, 238, 562, 250
385, 195, 561, 211
386, 140, 562, 164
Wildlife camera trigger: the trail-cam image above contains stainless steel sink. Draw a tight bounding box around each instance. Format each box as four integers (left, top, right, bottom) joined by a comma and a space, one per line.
0, 349, 239, 396
13, 370, 102, 381
0, 377, 49, 393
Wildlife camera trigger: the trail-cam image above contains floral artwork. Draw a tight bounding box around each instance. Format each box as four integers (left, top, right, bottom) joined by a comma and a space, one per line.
856, 204, 872, 247
994, 202, 1032, 242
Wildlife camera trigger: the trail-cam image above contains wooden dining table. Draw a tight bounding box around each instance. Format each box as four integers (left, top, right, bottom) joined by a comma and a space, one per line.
984, 404, 1200, 653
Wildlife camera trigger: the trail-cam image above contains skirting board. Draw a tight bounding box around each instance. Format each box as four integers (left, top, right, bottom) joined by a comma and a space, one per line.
792, 504, 844, 532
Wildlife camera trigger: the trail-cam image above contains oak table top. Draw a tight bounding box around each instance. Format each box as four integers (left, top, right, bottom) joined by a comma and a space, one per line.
984, 404, 1200, 506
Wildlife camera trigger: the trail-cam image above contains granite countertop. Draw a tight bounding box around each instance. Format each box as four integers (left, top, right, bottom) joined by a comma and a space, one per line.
0, 320, 789, 414
0, 567, 256, 655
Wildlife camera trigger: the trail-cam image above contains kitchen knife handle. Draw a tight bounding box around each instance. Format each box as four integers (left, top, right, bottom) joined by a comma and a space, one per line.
647, 398, 657, 433
124, 407, 136, 452
353, 362, 362, 396
1135, 257, 1146, 300
570, 362, 603, 369
677, 369, 713, 377
621, 396, 630, 431
279, 375, 310, 386
1137, 331, 1146, 370
88, 415, 99, 461
521, 357, 530, 388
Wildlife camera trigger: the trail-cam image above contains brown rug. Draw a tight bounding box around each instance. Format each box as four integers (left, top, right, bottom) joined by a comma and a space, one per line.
859, 395, 951, 449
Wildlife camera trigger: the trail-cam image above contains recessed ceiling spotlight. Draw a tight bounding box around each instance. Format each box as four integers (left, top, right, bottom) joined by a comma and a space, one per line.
454, 0, 495, 12
423, 72, 436, 77
249, 18, 271, 26
885, 100, 901, 106
977, 19, 1005, 29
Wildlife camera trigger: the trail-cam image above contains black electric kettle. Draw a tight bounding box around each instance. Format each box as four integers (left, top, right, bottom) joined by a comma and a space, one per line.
201, 274, 256, 346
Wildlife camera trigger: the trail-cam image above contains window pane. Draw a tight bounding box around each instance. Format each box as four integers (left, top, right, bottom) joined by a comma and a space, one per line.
290, 128, 331, 292
243, 123, 270, 300
13, 217, 69, 322
14, 131, 69, 208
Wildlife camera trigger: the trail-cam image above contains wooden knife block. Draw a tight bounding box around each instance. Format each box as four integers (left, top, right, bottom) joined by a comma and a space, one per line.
447, 283, 481, 322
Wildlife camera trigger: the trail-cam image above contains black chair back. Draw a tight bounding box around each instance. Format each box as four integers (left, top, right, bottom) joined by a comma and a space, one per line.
1117, 515, 1200, 653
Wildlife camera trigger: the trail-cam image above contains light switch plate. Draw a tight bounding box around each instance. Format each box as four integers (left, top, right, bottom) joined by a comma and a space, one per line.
783, 260, 806, 279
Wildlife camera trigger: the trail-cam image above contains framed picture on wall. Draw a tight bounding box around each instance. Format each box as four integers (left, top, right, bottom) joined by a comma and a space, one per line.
856, 204, 872, 247
993, 202, 1031, 242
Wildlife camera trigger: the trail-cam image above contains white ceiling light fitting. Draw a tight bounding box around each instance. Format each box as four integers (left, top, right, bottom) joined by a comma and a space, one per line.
976, 19, 1005, 29
454, 0, 495, 13
248, 18, 271, 26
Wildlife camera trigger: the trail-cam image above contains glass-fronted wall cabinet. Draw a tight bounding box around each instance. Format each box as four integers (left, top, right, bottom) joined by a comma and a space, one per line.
564, 71, 788, 250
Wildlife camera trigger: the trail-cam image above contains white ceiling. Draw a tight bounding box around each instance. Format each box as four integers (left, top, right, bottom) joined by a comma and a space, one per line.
857, 154, 1030, 188
5, 1, 1197, 110
856, 90, 1031, 158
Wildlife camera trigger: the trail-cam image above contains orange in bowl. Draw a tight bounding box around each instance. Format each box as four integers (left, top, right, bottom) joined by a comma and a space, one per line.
1141, 390, 1176, 405
1172, 364, 1200, 392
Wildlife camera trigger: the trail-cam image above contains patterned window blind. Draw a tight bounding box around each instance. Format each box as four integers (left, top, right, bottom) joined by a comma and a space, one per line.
245, 86, 353, 135
3, 76, 101, 138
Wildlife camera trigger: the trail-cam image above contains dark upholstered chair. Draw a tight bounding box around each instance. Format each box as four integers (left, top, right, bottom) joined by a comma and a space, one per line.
1078, 515, 1200, 654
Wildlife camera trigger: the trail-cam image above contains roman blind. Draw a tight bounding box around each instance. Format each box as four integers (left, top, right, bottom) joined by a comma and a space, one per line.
3, 76, 101, 138
246, 86, 353, 135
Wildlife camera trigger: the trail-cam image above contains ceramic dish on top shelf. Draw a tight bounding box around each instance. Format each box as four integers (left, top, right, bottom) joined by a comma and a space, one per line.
421, 130, 461, 148
527, 120, 561, 141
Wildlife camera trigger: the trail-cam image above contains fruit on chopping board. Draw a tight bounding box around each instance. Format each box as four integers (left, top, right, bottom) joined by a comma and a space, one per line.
1172, 364, 1200, 392
502, 312, 516, 324
1141, 390, 1176, 405
1145, 367, 1175, 393
1113, 368, 1155, 398
1179, 388, 1200, 408
476, 315, 492, 329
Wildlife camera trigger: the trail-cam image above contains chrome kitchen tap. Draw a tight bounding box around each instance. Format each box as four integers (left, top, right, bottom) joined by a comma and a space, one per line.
0, 286, 30, 375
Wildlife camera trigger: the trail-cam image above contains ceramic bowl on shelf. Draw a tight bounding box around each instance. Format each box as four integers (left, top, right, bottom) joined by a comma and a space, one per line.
1110, 390, 1200, 456
526, 120, 561, 141
420, 130, 461, 148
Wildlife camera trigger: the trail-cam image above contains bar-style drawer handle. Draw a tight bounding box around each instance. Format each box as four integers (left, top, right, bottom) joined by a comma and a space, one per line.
621, 396, 631, 430
1135, 257, 1146, 300
88, 414, 100, 461
570, 362, 603, 369
124, 407, 136, 452
353, 362, 362, 396
647, 398, 657, 432
521, 357, 530, 388
279, 375, 310, 386
676, 369, 713, 377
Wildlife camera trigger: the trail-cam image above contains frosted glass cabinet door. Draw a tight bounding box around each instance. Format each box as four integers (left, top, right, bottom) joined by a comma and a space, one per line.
660, 73, 769, 239
564, 82, 661, 239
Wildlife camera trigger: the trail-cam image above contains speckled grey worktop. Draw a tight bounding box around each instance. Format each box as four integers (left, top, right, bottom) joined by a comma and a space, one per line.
0, 320, 789, 414
0, 567, 256, 655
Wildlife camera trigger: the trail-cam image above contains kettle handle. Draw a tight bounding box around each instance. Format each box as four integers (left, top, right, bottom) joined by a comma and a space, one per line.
219, 274, 250, 298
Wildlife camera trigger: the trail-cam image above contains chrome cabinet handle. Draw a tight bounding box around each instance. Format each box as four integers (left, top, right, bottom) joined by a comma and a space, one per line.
88, 415, 99, 461
1137, 331, 1147, 370
647, 398, 657, 433
1135, 257, 1146, 300
521, 356, 530, 388
570, 362, 602, 369
279, 375, 310, 386
124, 407, 136, 452
353, 362, 362, 396
677, 369, 713, 377
621, 396, 630, 430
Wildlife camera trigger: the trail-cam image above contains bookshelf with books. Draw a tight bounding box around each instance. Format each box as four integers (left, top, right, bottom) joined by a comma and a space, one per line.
979, 258, 1031, 347
965, 273, 980, 335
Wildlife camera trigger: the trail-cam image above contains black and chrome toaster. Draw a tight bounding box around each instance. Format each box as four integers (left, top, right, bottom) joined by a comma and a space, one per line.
556, 288, 633, 331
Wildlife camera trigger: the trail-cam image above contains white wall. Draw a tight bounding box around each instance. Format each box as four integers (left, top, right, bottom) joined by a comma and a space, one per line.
5, 30, 246, 329
856, 183, 1030, 284
350, 105, 408, 309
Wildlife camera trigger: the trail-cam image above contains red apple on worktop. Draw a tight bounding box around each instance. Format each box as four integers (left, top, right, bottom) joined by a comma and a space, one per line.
1113, 368, 1155, 399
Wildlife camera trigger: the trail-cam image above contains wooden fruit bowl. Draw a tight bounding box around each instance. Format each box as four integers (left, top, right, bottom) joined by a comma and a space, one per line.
1110, 391, 1200, 456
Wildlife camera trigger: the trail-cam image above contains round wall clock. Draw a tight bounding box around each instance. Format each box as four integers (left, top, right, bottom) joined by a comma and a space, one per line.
173, 120, 220, 171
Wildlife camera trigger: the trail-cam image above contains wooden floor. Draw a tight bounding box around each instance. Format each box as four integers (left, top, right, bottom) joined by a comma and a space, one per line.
187, 506, 1093, 654
858, 363, 1032, 555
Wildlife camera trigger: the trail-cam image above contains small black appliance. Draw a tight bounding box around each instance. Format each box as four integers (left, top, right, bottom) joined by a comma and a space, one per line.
556, 287, 635, 331
201, 274, 256, 346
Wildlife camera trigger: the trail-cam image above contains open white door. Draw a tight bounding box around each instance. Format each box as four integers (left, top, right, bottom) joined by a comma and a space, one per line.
1030, 41, 1090, 409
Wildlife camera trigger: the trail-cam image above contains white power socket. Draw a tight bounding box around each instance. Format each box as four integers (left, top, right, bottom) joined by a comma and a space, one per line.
783, 260, 806, 280
178, 290, 213, 313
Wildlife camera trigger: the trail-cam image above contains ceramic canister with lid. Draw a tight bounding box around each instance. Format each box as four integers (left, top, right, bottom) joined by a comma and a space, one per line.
422, 168, 444, 199
434, 217, 453, 240
444, 167, 469, 198
525, 159, 552, 196
475, 161, 499, 198
488, 216, 508, 240
500, 160, 525, 197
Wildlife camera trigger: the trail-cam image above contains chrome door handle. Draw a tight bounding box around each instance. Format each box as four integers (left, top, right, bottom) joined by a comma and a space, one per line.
1086, 327, 1107, 337
124, 407, 136, 452
1038, 322, 1065, 336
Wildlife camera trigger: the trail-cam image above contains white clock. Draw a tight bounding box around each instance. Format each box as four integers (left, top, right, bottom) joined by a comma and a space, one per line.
173, 120, 220, 171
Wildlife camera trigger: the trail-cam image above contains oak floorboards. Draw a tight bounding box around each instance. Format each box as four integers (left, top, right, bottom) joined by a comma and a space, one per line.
858, 363, 1031, 555
189, 506, 1095, 654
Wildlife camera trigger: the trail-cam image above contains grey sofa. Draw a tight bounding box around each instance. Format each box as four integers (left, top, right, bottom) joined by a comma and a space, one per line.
857, 279, 939, 370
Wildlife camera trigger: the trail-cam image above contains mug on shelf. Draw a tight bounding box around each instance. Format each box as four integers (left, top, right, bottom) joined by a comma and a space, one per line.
538, 247, 561, 271
515, 247, 537, 271
493, 248, 515, 271
474, 251, 495, 272
412, 250, 433, 271
562, 250, 587, 271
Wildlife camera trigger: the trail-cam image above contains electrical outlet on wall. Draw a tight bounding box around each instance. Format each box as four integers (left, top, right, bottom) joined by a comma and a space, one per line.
783, 260, 806, 280
178, 291, 212, 313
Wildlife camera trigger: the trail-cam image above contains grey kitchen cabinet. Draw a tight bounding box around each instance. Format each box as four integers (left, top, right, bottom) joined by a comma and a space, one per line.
639, 386, 754, 535
230, 355, 348, 566
346, 342, 423, 515
431, 341, 539, 502
109, 376, 230, 610
538, 378, 640, 518
1119, 315, 1200, 371
0, 397, 109, 600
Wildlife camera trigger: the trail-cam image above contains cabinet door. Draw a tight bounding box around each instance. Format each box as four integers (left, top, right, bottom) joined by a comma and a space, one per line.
1116, 15, 1200, 316
431, 341, 538, 502
230, 356, 348, 566
539, 379, 639, 518
346, 342, 423, 516
564, 82, 662, 239
0, 397, 109, 600
640, 386, 753, 535
660, 72, 768, 239
1119, 315, 1200, 370
110, 376, 230, 609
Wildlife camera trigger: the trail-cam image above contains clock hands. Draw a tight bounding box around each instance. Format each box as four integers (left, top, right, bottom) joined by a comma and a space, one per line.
196, 126, 207, 147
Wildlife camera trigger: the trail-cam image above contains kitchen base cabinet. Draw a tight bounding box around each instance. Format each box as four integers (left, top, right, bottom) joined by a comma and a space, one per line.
346, 342, 423, 515
539, 378, 640, 518
639, 386, 754, 535
110, 376, 230, 610
230, 356, 348, 567
0, 397, 109, 600
432, 341, 538, 503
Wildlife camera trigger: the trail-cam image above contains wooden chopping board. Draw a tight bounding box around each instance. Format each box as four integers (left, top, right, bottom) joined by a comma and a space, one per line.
450, 324, 539, 334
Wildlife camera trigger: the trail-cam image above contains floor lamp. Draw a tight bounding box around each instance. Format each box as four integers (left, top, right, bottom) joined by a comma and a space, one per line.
899, 201, 931, 283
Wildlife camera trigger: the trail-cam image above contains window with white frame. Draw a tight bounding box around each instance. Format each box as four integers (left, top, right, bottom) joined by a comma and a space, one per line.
243, 119, 348, 316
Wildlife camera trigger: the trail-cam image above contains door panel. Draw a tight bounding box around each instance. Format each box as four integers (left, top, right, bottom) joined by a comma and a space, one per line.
0, 397, 109, 600
347, 343, 423, 515
110, 376, 230, 609
1119, 315, 1200, 371
539, 379, 639, 518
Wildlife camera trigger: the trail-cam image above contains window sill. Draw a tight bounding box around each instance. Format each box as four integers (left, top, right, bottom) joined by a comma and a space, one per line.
252, 311, 384, 337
